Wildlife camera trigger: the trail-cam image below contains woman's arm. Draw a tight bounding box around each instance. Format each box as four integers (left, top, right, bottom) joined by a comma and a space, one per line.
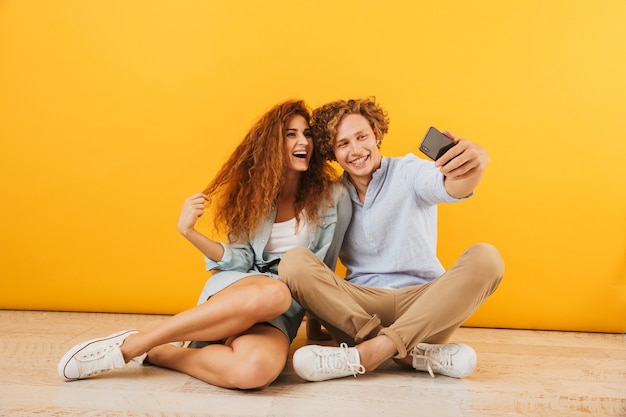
177, 193, 225, 262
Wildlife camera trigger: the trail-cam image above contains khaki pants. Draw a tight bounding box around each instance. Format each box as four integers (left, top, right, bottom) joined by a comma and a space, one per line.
278, 243, 504, 359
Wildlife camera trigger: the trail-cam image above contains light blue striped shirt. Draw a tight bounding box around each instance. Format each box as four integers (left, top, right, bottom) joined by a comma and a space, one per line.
340, 154, 469, 289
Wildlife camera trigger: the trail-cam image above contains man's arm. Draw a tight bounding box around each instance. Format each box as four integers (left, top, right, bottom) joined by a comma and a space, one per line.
436, 131, 490, 199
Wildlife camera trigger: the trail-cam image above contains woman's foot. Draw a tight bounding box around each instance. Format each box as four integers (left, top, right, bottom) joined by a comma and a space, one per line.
58, 330, 144, 380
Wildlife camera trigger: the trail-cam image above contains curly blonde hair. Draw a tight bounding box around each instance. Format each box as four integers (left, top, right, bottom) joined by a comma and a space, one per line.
312, 97, 390, 161
203, 100, 338, 241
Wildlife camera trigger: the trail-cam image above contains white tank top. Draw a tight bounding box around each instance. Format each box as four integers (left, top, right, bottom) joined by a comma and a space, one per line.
264, 217, 310, 256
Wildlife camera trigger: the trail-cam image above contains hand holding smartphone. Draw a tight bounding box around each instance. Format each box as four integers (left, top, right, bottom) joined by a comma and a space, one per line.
419, 127, 456, 161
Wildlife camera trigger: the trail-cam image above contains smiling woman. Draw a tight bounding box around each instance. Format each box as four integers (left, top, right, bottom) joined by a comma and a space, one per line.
55, 100, 352, 390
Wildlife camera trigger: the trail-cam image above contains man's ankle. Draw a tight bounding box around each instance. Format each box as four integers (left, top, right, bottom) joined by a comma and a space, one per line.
356, 335, 397, 371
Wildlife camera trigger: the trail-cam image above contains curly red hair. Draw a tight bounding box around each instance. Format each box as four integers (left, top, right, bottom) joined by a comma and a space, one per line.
312, 97, 390, 161
204, 100, 338, 241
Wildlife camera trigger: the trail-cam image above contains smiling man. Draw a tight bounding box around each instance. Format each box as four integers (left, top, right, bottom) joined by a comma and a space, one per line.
278, 97, 505, 382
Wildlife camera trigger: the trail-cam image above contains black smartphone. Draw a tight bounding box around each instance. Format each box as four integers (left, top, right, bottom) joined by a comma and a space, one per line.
419, 127, 456, 161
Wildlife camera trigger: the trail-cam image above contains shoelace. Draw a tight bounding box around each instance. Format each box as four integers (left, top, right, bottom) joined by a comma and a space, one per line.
317, 343, 365, 377
411, 344, 454, 378
76, 344, 125, 377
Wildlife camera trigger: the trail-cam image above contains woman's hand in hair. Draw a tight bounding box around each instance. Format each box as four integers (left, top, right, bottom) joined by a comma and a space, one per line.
177, 193, 225, 262
177, 193, 209, 237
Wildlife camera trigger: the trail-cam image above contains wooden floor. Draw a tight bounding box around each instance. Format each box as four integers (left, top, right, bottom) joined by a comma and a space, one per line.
0, 310, 624, 417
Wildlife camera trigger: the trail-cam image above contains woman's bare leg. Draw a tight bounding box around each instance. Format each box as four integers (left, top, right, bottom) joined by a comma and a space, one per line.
146, 324, 290, 389
119, 275, 291, 361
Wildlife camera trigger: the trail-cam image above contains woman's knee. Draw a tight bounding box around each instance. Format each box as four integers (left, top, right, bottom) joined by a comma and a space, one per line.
252, 278, 292, 315
228, 351, 285, 389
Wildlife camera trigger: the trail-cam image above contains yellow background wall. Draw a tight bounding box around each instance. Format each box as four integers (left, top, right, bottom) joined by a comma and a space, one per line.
1, 1, 624, 333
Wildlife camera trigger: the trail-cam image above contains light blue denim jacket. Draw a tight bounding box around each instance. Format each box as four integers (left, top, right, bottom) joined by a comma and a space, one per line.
205, 183, 351, 277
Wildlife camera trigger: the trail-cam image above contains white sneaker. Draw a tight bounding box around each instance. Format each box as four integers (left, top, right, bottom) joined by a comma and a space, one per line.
58, 330, 140, 381
410, 342, 477, 378
293, 343, 365, 381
